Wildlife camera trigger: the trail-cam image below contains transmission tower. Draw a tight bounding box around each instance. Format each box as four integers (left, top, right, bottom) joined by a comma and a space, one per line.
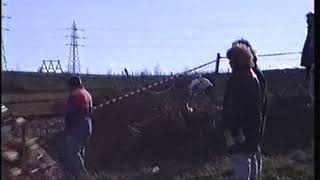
1, 2, 11, 71
66, 21, 85, 74
39, 60, 63, 73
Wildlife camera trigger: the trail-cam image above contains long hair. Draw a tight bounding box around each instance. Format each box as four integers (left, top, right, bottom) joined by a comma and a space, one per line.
232, 38, 258, 66
226, 43, 254, 70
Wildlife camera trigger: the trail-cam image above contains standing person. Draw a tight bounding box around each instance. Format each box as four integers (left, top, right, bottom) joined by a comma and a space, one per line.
223, 44, 263, 180
301, 12, 314, 87
186, 73, 215, 162
64, 76, 93, 179
232, 39, 267, 179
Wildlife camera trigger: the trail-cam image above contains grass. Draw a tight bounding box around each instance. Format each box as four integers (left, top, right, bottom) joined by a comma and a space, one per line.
60, 149, 313, 180
2, 69, 314, 180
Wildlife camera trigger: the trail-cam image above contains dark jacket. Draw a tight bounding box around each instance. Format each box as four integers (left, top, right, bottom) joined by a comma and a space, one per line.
65, 87, 93, 139
301, 24, 314, 67
222, 71, 263, 154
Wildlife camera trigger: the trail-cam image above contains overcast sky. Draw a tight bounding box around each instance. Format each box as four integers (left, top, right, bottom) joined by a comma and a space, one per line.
3, 0, 313, 74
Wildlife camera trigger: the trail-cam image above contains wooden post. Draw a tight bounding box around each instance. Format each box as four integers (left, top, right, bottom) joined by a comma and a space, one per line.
215, 53, 221, 75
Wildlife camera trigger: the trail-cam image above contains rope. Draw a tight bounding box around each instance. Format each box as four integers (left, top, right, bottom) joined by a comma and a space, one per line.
92, 51, 302, 110
146, 81, 175, 95
92, 59, 218, 110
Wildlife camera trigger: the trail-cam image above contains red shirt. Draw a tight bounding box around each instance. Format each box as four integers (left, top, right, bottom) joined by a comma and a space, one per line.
65, 87, 93, 135
66, 87, 93, 116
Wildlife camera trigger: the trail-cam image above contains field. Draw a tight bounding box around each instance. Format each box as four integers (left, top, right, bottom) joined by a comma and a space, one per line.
1, 69, 315, 179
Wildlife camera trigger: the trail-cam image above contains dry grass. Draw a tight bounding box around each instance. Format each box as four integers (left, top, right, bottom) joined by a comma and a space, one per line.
62, 149, 313, 180
2, 69, 314, 180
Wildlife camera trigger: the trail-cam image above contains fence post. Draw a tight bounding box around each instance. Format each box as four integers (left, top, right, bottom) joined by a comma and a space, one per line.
215, 53, 221, 75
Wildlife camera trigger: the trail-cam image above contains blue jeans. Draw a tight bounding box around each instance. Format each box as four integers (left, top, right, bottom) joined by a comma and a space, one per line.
229, 152, 262, 180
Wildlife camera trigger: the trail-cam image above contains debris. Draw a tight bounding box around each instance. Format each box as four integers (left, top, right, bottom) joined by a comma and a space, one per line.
15, 117, 27, 126
9, 167, 22, 177
2, 150, 19, 162
152, 166, 160, 174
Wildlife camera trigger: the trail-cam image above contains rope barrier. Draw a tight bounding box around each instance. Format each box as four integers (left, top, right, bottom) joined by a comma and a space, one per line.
146, 81, 175, 95
92, 51, 302, 110
92, 59, 218, 110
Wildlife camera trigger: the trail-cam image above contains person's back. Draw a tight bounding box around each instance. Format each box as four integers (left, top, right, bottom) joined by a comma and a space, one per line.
64, 76, 93, 179
65, 84, 93, 137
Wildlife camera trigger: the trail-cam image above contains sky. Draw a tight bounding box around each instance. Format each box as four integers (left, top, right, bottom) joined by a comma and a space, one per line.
2, 0, 313, 74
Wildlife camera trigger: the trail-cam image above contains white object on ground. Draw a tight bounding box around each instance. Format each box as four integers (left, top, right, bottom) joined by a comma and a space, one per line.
152, 166, 160, 174
2, 150, 19, 162
15, 117, 27, 126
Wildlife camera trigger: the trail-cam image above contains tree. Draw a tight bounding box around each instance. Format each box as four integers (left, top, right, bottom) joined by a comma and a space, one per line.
153, 63, 162, 76
15, 63, 20, 71
140, 69, 150, 76
37, 66, 43, 73
106, 69, 112, 75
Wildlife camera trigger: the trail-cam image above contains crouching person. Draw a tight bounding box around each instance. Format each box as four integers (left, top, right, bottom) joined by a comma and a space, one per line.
223, 44, 263, 180
64, 76, 93, 180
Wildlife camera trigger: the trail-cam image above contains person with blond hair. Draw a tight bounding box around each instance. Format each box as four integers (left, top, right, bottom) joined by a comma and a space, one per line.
223, 44, 263, 180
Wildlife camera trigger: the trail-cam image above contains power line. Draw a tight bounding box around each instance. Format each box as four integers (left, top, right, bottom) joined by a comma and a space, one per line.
66, 21, 85, 74
259, 58, 300, 61
257, 52, 301, 57
220, 51, 301, 59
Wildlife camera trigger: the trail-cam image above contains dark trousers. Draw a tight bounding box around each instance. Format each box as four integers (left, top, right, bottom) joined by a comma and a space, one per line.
63, 133, 90, 180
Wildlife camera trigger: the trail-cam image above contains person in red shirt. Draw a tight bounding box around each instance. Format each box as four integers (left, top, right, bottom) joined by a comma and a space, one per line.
63, 76, 93, 179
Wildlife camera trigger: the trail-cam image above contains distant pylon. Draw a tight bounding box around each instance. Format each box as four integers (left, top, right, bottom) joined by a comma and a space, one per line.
1, 36, 7, 71
1, 2, 11, 71
39, 60, 63, 73
66, 21, 85, 74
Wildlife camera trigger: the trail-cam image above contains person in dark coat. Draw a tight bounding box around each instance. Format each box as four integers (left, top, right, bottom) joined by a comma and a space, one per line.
300, 12, 314, 86
223, 44, 263, 180
64, 76, 93, 179
231, 39, 267, 179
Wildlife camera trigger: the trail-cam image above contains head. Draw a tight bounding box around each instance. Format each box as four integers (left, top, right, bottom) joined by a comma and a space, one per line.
232, 38, 258, 65
226, 43, 254, 71
67, 76, 83, 90
306, 12, 314, 26
193, 72, 201, 79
